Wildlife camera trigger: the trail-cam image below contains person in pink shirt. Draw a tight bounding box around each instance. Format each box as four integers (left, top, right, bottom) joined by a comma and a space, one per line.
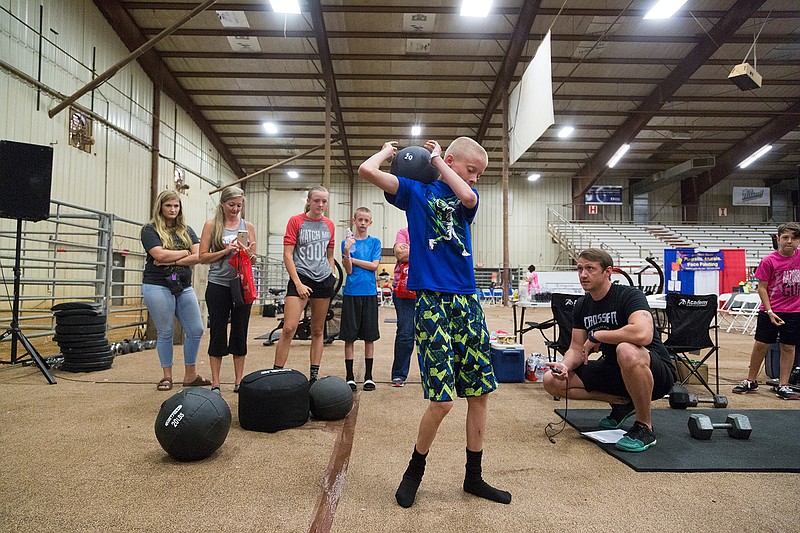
733, 222, 800, 399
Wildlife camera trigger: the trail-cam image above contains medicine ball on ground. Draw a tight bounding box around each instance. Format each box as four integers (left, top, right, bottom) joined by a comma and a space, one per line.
154, 388, 231, 461
390, 145, 439, 184
309, 376, 354, 420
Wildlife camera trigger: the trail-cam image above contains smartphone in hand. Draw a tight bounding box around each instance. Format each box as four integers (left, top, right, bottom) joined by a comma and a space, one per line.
236, 231, 249, 246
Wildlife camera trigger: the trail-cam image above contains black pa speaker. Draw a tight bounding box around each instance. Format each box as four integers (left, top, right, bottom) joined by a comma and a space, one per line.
0, 140, 54, 222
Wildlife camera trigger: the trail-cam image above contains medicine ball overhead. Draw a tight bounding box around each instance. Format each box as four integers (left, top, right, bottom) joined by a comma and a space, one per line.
390, 145, 439, 184
154, 388, 231, 462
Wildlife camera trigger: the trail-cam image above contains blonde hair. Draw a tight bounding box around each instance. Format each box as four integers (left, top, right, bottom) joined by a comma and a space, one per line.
149, 190, 192, 250
211, 186, 245, 251
304, 185, 329, 213
353, 206, 371, 219
445, 137, 488, 166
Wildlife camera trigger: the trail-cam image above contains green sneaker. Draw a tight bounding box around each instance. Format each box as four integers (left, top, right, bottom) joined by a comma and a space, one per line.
598, 401, 635, 429
615, 421, 656, 452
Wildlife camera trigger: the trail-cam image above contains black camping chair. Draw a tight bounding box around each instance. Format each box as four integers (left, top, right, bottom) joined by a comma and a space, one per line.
663, 293, 720, 395
523, 293, 578, 362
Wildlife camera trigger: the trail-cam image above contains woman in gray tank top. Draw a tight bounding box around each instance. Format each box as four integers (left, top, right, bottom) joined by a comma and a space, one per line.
199, 186, 257, 394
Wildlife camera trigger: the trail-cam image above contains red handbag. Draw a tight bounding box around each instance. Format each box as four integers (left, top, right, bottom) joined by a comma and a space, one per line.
394, 263, 416, 299
229, 251, 257, 305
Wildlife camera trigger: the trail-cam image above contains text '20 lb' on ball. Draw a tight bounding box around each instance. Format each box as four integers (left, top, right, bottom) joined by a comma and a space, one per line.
154, 388, 231, 461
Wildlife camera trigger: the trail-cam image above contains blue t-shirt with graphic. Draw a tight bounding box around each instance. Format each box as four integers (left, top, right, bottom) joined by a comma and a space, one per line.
385, 177, 477, 294
341, 235, 382, 296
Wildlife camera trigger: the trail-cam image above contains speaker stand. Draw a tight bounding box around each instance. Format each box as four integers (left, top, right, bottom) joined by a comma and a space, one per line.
0, 219, 56, 384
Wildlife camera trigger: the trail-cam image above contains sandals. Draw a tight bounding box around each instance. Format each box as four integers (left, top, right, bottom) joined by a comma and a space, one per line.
363, 379, 376, 391
157, 377, 173, 391
182, 375, 212, 387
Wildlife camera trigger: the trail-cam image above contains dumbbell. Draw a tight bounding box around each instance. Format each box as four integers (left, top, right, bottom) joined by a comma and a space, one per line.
668, 385, 728, 409
687, 413, 752, 440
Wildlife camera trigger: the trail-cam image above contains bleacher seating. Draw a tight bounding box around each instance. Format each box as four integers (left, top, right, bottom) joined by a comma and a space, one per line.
549, 222, 775, 270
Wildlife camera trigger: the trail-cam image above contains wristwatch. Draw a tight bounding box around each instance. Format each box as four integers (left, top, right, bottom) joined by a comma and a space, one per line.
588, 330, 598, 343
766, 309, 774, 315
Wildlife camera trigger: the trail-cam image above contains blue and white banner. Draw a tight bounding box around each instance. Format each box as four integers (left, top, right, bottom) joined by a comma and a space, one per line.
585, 185, 623, 205
676, 249, 724, 271
732, 186, 770, 206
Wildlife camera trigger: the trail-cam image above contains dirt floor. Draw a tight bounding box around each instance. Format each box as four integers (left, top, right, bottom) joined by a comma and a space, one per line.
1, 303, 798, 533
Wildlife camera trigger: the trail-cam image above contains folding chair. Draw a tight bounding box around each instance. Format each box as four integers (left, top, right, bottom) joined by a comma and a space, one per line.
480, 288, 494, 305
664, 293, 720, 395
521, 293, 577, 362
492, 287, 504, 305
722, 293, 761, 333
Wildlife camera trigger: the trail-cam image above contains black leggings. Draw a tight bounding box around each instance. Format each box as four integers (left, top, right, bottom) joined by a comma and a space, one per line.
206, 282, 251, 357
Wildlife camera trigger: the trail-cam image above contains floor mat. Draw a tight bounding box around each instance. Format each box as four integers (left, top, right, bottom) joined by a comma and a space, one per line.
555, 408, 800, 472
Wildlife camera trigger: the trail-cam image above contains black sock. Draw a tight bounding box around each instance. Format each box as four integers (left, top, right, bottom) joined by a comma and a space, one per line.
310, 364, 320, 381
463, 449, 511, 504
395, 446, 427, 508
272, 365, 283, 370
345, 359, 354, 382
364, 357, 374, 381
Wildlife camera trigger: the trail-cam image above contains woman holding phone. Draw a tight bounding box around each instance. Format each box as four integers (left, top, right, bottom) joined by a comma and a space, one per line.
199, 186, 257, 394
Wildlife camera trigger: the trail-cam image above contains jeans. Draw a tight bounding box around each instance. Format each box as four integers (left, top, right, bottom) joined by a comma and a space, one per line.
142, 283, 204, 368
391, 294, 416, 380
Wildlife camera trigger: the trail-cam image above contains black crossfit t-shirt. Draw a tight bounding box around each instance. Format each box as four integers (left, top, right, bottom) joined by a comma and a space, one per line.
572, 283, 671, 365
140, 224, 199, 287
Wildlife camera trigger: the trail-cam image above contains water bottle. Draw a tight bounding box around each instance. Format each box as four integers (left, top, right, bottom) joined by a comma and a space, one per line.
346, 228, 356, 252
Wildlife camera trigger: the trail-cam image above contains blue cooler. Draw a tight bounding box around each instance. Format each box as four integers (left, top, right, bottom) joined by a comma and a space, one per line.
489, 342, 525, 383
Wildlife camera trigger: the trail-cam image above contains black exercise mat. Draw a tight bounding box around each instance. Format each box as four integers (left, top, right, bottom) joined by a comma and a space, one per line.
555, 408, 800, 473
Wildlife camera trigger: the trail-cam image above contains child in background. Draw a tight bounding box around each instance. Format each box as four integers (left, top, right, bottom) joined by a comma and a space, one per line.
341, 207, 382, 391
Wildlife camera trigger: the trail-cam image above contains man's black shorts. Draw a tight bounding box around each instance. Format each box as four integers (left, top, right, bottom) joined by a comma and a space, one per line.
573, 351, 675, 400
287, 273, 337, 299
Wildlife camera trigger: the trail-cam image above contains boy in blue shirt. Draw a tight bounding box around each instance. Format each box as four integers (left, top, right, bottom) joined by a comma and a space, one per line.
341, 207, 383, 391
359, 138, 511, 508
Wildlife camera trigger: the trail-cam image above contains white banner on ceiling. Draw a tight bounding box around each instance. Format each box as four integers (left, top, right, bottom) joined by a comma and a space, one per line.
732, 186, 770, 206
508, 31, 555, 165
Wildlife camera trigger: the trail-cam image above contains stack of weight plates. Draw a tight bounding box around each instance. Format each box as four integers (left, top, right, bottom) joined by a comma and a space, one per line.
51, 302, 114, 372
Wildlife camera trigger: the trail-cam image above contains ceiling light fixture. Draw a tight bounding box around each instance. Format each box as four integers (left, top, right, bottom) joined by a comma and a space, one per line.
262, 121, 278, 134
269, 0, 300, 15
411, 125, 422, 137
287, 170, 299, 179
557, 126, 574, 138
460, 0, 492, 18
527, 173, 541, 182
738, 145, 772, 169
607, 144, 630, 168
643, 0, 688, 20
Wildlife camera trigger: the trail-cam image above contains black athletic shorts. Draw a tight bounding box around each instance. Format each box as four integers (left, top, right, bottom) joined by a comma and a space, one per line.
287, 273, 337, 299
339, 295, 380, 342
573, 350, 675, 400
754, 311, 800, 345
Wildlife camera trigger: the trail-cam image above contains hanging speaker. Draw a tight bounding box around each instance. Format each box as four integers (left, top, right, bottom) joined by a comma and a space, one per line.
0, 141, 53, 222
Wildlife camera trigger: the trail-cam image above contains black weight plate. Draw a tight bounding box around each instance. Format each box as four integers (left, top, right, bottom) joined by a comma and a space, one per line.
53, 314, 107, 326
62, 354, 115, 364
52, 333, 107, 343
55, 324, 107, 336
53, 308, 103, 318
51, 302, 102, 312
61, 346, 114, 357
55, 337, 110, 349
61, 361, 113, 373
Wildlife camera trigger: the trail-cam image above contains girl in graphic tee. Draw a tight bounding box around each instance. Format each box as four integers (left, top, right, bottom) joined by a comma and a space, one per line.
272, 186, 337, 383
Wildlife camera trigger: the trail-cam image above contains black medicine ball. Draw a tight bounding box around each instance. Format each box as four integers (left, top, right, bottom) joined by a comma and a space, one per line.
390, 145, 439, 184
154, 388, 231, 461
